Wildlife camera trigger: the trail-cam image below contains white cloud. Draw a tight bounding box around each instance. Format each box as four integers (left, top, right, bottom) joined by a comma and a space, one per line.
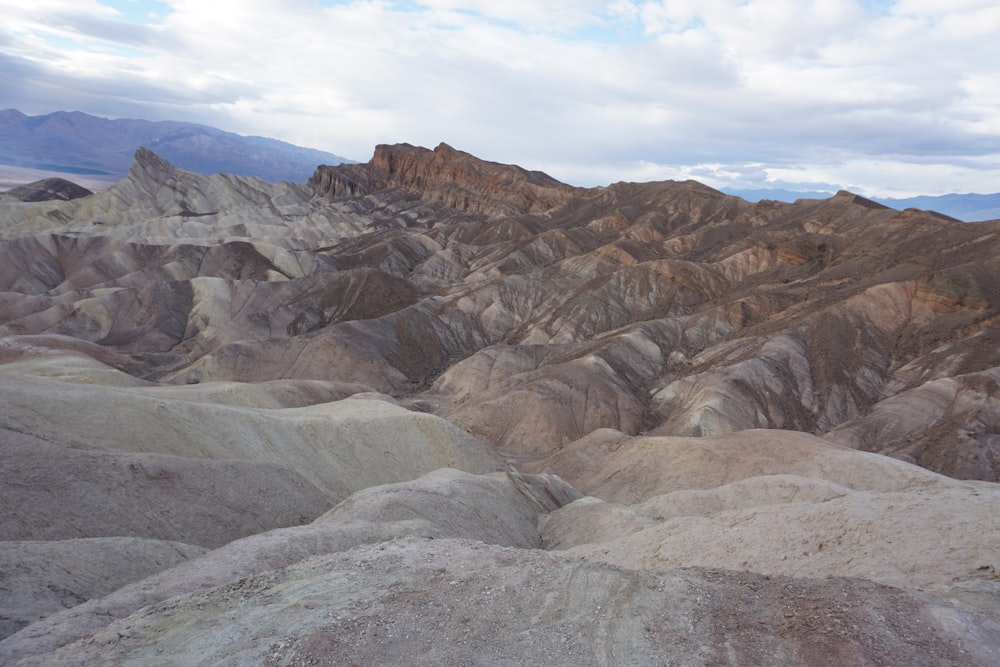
0, 0, 998, 195
412, 0, 611, 31
766, 157, 1000, 198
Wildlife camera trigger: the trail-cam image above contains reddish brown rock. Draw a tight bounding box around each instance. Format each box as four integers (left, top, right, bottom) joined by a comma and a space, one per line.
310, 142, 585, 217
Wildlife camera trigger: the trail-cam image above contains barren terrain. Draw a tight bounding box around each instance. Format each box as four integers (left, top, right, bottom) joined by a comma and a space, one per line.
2, 144, 999, 665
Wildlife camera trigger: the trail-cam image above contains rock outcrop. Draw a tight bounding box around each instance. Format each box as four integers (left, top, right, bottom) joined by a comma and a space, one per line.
0, 178, 92, 203
310, 142, 584, 217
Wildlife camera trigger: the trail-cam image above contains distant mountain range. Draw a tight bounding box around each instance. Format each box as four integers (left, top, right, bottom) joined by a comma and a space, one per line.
0, 109, 353, 185
724, 188, 1000, 223
872, 193, 1000, 222
2, 109, 996, 221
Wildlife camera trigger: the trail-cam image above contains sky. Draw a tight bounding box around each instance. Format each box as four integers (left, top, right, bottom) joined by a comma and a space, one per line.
1, 0, 999, 196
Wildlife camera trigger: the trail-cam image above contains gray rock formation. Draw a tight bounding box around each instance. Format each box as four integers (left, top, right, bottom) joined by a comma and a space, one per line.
9, 538, 1000, 667
0, 178, 92, 203
0, 469, 579, 659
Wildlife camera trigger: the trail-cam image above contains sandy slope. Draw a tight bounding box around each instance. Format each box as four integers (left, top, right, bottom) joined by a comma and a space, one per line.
10, 538, 1000, 667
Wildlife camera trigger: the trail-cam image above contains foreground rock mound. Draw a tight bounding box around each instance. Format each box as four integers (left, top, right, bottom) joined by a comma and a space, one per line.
4, 427, 999, 664
12, 539, 1000, 667
0, 470, 579, 659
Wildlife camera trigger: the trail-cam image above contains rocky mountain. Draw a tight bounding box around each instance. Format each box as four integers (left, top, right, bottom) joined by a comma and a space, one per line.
0, 109, 353, 184
2, 143, 999, 665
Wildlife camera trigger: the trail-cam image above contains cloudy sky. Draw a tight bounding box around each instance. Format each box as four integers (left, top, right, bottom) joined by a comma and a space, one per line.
1, 0, 998, 196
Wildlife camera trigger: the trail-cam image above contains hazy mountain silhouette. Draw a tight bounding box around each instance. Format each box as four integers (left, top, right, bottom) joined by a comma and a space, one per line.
726, 186, 1000, 222
0, 109, 353, 184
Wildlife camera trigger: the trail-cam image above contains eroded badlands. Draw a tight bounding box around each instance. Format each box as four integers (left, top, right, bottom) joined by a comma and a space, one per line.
2, 144, 999, 665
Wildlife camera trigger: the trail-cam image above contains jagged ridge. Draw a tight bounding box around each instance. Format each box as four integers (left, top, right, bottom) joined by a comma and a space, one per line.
309, 142, 585, 217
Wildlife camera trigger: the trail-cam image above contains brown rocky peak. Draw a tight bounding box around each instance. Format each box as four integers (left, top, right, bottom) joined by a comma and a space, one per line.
310, 142, 585, 218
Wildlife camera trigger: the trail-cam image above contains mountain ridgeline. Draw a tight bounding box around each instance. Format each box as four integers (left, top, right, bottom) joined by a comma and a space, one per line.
0, 109, 353, 184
